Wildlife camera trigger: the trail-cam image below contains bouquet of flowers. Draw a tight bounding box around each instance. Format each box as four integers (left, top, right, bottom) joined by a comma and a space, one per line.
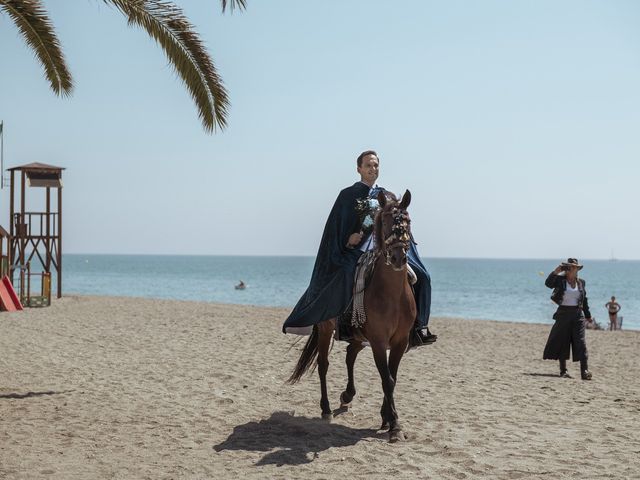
355, 196, 380, 235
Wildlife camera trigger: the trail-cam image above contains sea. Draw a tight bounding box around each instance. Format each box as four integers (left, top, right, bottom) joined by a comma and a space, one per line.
61, 255, 640, 331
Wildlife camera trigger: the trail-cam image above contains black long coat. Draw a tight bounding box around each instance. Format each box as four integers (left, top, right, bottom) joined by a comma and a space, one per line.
543, 273, 590, 361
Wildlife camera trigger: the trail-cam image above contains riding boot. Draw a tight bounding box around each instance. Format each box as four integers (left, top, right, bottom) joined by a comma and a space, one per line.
580, 358, 592, 380
421, 326, 438, 344
559, 359, 570, 378
409, 326, 437, 348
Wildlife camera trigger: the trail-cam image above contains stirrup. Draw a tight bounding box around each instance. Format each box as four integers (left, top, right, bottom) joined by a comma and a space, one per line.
421, 328, 437, 344
408, 329, 436, 349
407, 330, 423, 349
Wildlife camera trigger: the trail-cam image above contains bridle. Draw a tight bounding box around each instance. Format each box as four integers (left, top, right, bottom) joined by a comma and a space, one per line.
380, 205, 411, 267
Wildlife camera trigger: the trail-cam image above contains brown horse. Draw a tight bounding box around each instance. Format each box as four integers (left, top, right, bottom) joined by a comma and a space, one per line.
288, 189, 416, 443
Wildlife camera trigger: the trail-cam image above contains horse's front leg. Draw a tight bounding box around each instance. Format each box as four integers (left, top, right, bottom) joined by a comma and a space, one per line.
317, 320, 335, 420
340, 341, 364, 408
386, 338, 408, 442
371, 341, 402, 442
379, 338, 407, 433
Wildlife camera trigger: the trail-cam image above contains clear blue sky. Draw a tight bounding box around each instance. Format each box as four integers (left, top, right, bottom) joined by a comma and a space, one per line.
1, 0, 639, 258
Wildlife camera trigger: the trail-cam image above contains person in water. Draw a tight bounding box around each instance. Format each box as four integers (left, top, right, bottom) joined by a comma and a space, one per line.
605, 296, 621, 330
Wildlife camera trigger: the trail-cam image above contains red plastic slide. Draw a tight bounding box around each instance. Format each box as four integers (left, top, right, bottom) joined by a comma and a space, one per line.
0, 275, 23, 311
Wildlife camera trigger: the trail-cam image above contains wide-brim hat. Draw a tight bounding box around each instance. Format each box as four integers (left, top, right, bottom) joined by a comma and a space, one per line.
562, 258, 583, 270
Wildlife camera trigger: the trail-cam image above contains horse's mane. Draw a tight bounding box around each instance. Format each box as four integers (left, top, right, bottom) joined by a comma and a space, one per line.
373, 192, 398, 251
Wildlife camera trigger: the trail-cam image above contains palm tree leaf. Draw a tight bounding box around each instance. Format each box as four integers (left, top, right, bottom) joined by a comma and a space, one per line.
221, 0, 247, 13
0, 0, 73, 96
105, 0, 229, 132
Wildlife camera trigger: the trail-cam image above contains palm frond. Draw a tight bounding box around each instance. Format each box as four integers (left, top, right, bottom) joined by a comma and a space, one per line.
221, 0, 247, 13
0, 0, 73, 96
105, 0, 229, 132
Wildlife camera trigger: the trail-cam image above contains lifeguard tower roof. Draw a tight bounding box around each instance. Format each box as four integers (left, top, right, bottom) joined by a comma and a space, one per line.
7, 162, 65, 188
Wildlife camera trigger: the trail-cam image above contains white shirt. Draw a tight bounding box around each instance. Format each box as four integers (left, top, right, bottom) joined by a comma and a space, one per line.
561, 280, 581, 306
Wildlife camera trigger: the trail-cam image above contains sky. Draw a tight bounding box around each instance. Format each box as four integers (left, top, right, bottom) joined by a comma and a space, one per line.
0, 0, 639, 259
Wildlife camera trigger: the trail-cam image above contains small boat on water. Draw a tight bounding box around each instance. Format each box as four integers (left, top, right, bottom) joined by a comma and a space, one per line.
235, 281, 246, 290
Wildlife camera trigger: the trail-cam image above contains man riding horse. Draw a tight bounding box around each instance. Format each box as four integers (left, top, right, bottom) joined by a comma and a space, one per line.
282, 150, 437, 348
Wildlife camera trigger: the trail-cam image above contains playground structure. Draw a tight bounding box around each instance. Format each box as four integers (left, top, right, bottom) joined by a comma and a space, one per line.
0, 275, 23, 311
0, 162, 64, 308
0, 224, 23, 311
0, 224, 9, 277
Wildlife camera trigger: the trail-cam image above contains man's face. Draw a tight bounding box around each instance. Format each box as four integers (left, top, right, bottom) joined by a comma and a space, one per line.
358, 154, 379, 186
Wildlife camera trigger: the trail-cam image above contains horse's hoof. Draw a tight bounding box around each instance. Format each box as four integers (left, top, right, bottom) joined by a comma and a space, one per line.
321, 413, 333, 422
389, 429, 406, 443
339, 392, 352, 408
380, 421, 389, 431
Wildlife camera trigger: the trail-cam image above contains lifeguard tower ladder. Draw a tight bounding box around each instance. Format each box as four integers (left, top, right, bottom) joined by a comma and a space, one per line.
8, 162, 63, 306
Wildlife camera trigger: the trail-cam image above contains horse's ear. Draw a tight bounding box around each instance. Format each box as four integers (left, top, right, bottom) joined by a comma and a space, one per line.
399, 189, 411, 209
377, 190, 387, 208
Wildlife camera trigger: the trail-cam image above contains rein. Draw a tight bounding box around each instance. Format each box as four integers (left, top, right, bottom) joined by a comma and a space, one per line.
379, 207, 411, 266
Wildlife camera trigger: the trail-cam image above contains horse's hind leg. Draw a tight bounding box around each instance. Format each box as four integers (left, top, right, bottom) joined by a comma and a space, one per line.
317, 319, 335, 420
340, 341, 364, 408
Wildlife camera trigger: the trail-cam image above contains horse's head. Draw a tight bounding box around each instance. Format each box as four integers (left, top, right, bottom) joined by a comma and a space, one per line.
375, 189, 412, 271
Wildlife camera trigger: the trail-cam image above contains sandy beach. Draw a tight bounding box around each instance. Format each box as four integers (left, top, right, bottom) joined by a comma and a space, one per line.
1, 295, 639, 479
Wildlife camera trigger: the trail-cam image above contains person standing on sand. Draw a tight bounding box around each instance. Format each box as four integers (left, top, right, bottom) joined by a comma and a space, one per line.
282, 150, 437, 348
605, 296, 621, 331
543, 258, 593, 380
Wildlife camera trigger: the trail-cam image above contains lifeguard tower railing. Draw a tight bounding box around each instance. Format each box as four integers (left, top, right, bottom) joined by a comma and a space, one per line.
13, 211, 60, 265
11, 212, 57, 307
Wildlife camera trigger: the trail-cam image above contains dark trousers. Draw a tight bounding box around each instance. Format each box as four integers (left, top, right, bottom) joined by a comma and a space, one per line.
412, 269, 431, 329
543, 306, 588, 362
407, 243, 431, 330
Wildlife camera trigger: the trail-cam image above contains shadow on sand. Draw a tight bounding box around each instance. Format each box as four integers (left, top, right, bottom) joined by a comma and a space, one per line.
522, 373, 563, 378
213, 411, 382, 466
0, 390, 73, 400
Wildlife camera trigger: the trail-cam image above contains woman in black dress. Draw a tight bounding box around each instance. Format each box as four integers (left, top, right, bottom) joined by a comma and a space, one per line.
543, 258, 593, 380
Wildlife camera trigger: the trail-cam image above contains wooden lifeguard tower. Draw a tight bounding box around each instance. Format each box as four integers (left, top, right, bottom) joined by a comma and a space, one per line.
7, 162, 64, 305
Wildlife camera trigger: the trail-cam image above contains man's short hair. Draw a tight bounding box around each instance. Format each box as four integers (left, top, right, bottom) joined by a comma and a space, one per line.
357, 150, 378, 167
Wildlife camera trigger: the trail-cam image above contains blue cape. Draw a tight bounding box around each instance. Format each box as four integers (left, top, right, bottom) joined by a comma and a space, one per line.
283, 182, 431, 333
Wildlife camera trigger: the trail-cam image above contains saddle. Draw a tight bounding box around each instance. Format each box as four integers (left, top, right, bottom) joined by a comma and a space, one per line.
336, 252, 418, 341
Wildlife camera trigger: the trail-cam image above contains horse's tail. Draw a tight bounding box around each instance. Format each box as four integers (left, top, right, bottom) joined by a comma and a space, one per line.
287, 325, 319, 384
